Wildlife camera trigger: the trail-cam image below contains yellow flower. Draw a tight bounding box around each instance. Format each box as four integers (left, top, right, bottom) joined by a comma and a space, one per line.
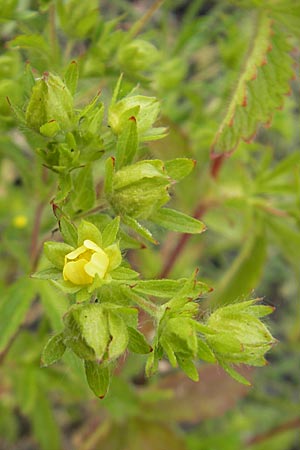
63, 239, 121, 286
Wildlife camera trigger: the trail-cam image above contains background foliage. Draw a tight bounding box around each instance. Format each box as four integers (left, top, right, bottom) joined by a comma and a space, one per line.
0, 0, 300, 449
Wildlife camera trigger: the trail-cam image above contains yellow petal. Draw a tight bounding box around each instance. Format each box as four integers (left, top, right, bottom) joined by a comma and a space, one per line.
65, 245, 87, 261
83, 239, 102, 253
84, 250, 109, 279
63, 259, 93, 285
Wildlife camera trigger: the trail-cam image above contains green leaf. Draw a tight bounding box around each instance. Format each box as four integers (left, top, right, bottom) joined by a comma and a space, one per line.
0, 277, 34, 353
84, 360, 110, 398
64, 60, 78, 96
102, 216, 120, 248
123, 215, 158, 244
41, 333, 66, 367
197, 338, 216, 363
127, 326, 152, 354
218, 361, 251, 386
211, 15, 293, 156
151, 208, 206, 234
8, 34, 50, 55
111, 266, 140, 280
104, 157, 115, 195
39, 283, 69, 331
132, 278, 205, 298
31, 267, 62, 280
59, 217, 78, 247
116, 116, 138, 169
71, 165, 95, 213
44, 241, 74, 269
176, 355, 199, 381
31, 389, 62, 450
77, 220, 102, 247
165, 158, 196, 181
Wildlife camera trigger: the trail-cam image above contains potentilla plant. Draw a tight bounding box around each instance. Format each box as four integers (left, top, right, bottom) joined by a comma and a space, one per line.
19, 66, 276, 397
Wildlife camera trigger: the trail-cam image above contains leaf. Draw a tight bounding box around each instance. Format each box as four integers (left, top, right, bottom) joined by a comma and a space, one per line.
59, 217, 78, 247
111, 266, 140, 280
210, 15, 294, 157
31, 389, 62, 450
102, 216, 120, 248
151, 208, 206, 234
209, 227, 267, 306
218, 361, 251, 386
8, 34, 50, 56
77, 219, 102, 246
104, 157, 115, 195
0, 277, 35, 353
39, 283, 69, 331
71, 165, 95, 212
164, 158, 195, 181
116, 116, 138, 169
127, 326, 152, 354
31, 267, 62, 280
64, 60, 78, 96
123, 215, 158, 244
107, 312, 128, 360
84, 360, 110, 398
176, 355, 199, 382
41, 333, 66, 367
132, 278, 193, 298
44, 241, 74, 269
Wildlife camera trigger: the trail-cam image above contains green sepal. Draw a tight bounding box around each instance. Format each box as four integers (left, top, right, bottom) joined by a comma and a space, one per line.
59, 217, 78, 247
151, 208, 206, 234
197, 338, 216, 363
165, 158, 196, 181
115, 116, 138, 169
41, 333, 66, 367
110, 266, 140, 280
43, 241, 74, 269
77, 219, 102, 247
40, 120, 60, 137
102, 216, 120, 248
127, 327, 152, 354
64, 60, 78, 96
107, 311, 128, 360
84, 360, 111, 398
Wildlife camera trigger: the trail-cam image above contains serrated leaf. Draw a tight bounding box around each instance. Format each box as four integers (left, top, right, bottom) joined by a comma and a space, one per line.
116, 116, 138, 169
41, 333, 66, 367
127, 326, 152, 354
64, 60, 78, 96
151, 208, 206, 234
0, 277, 35, 353
165, 158, 195, 181
84, 360, 110, 398
211, 15, 293, 157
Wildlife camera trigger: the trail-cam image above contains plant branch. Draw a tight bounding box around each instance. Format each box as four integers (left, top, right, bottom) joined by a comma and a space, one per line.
128, 0, 165, 38
245, 417, 300, 447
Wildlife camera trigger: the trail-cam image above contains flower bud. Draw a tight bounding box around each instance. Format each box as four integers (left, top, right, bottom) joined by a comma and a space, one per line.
118, 39, 159, 73
25, 72, 74, 135
108, 160, 170, 219
206, 301, 276, 366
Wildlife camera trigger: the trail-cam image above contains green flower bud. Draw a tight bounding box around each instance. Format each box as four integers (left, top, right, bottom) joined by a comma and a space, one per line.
25, 72, 74, 135
108, 160, 171, 219
118, 39, 159, 72
206, 301, 276, 366
108, 94, 166, 140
